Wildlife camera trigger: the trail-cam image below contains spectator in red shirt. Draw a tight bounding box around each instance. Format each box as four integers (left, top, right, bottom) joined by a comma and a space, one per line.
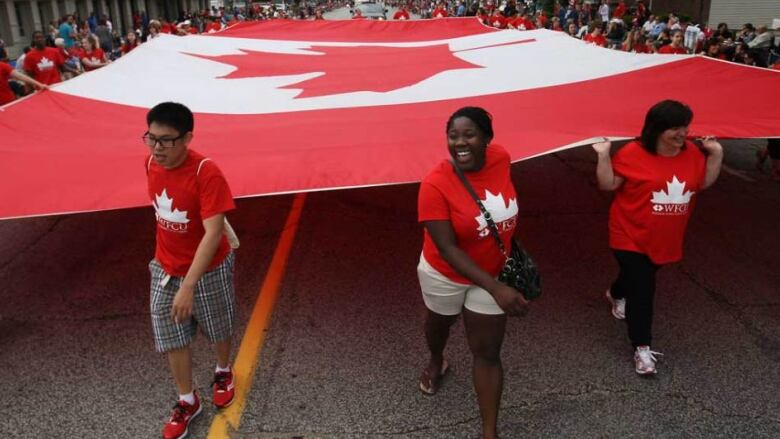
417, 107, 527, 439
80, 35, 109, 71
393, 7, 410, 20
592, 100, 723, 375
488, 10, 506, 29
161, 21, 174, 34
121, 31, 139, 55
432, 3, 448, 18
658, 30, 688, 54
613, 1, 627, 20
143, 102, 238, 439
176, 20, 199, 35
510, 12, 535, 30
631, 34, 653, 53
23, 31, 66, 85
583, 25, 607, 47
204, 17, 222, 32
536, 11, 548, 28
351, 8, 365, 19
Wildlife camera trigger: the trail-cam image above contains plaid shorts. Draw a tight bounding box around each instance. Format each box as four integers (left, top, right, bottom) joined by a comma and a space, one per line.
149, 252, 236, 353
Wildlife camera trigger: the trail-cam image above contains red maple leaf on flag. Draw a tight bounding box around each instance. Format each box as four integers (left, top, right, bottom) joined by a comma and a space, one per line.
191, 44, 484, 98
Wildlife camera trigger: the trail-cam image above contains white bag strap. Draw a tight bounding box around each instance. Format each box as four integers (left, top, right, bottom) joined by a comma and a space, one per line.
196, 158, 211, 176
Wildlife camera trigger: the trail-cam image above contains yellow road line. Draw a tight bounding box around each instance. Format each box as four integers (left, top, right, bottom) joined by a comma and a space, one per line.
208, 193, 307, 439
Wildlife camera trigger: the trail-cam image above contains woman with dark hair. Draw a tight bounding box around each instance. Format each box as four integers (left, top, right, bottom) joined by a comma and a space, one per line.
592, 100, 723, 375
714, 22, 733, 40
417, 107, 527, 439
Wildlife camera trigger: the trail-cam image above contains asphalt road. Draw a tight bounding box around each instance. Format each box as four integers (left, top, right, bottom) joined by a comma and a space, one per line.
0, 137, 778, 439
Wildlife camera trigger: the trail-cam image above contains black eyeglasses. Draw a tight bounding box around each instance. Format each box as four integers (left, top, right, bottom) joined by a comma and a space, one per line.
142, 132, 186, 148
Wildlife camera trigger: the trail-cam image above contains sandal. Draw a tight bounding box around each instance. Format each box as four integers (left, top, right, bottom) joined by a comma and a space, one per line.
419, 360, 450, 395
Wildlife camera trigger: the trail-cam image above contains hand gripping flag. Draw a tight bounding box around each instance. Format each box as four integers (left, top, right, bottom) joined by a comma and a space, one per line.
1, 18, 779, 219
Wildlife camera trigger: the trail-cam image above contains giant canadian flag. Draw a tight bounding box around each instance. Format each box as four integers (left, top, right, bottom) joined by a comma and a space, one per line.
1, 18, 779, 219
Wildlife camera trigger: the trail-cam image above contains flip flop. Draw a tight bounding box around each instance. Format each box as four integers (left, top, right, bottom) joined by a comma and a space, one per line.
419, 360, 450, 395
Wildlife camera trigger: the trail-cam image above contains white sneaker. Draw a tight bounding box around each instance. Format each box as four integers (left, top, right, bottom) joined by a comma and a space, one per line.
634, 346, 663, 375
605, 289, 626, 320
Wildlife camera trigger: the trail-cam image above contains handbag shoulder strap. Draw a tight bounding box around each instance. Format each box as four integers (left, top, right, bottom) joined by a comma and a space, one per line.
450, 161, 508, 259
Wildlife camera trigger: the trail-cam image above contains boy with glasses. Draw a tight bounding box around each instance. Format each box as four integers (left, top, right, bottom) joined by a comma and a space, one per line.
143, 102, 237, 439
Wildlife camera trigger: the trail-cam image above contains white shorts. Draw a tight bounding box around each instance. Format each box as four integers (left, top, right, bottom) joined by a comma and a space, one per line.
417, 254, 504, 316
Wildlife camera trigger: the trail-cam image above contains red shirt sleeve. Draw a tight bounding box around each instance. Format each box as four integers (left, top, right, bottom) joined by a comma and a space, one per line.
612, 144, 630, 178
197, 160, 236, 219
418, 180, 450, 222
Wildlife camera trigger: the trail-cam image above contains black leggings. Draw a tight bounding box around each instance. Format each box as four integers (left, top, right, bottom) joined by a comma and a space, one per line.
610, 250, 660, 348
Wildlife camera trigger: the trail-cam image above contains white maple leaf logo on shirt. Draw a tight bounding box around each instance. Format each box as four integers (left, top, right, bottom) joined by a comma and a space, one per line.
651, 175, 694, 205
153, 189, 190, 223
475, 190, 518, 234
37, 57, 54, 70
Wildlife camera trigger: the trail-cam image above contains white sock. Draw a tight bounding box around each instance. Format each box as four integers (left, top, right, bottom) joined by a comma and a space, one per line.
216, 364, 231, 373
179, 391, 195, 405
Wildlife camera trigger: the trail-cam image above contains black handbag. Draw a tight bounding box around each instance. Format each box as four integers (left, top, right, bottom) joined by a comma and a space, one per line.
450, 162, 541, 300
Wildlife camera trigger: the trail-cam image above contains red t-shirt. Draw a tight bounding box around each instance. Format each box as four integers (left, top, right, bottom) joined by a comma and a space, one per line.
418, 145, 519, 284
489, 14, 506, 29
68, 47, 85, 59
632, 43, 652, 53
0, 62, 16, 105
658, 44, 687, 54
80, 48, 105, 71
511, 18, 535, 30
609, 141, 706, 264
432, 8, 448, 18
121, 42, 138, 54
352, 14, 365, 19
614, 3, 626, 19
583, 33, 607, 47
146, 150, 236, 276
393, 10, 410, 20
205, 22, 222, 32
23, 47, 64, 85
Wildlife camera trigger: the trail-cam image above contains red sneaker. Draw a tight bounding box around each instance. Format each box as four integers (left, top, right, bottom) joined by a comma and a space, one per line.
212, 370, 236, 408
162, 391, 202, 439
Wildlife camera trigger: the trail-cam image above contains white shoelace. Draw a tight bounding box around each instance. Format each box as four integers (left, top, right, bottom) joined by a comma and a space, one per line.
637, 348, 663, 365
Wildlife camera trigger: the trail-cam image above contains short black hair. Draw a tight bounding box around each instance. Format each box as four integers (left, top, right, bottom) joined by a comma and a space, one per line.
446, 106, 494, 141
146, 102, 194, 135
639, 100, 693, 154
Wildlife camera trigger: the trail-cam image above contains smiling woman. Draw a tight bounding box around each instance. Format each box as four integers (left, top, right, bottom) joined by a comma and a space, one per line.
591, 99, 724, 376
416, 106, 527, 439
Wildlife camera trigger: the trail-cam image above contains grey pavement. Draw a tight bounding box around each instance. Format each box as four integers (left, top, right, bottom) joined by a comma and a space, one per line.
0, 139, 779, 439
